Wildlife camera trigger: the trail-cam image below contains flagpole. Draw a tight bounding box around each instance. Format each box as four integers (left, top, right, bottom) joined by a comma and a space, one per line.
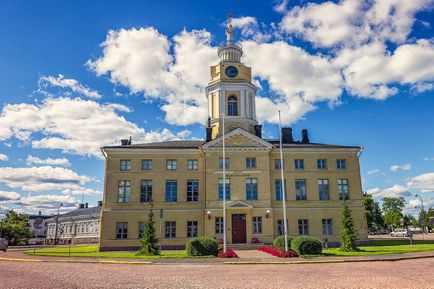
222, 114, 227, 253
278, 111, 289, 252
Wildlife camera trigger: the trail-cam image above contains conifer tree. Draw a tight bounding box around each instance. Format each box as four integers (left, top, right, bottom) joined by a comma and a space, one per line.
136, 208, 160, 256
339, 201, 359, 252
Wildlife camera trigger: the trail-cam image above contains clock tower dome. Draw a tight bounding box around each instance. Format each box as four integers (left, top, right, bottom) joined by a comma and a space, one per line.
205, 24, 260, 140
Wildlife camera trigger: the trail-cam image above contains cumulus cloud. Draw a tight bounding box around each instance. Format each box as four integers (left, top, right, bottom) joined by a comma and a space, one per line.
0, 191, 21, 202
229, 17, 271, 42
26, 155, 70, 166
423, 157, 434, 161
367, 168, 380, 175
62, 188, 102, 196
39, 74, 101, 99
0, 153, 8, 161
0, 166, 92, 192
368, 184, 412, 199
390, 163, 412, 172
14, 194, 78, 209
407, 172, 434, 193
0, 97, 190, 156
280, 0, 432, 48
404, 197, 434, 215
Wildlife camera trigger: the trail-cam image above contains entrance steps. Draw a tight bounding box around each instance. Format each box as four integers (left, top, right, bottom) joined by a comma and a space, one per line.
226, 243, 266, 250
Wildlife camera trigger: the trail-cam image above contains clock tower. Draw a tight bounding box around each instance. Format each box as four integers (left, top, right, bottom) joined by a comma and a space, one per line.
205, 24, 260, 140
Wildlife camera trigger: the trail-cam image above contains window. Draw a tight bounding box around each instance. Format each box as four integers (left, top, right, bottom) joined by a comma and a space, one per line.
317, 159, 327, 169
294, 159, 304, 170
140, 180, 152, 202
120, 160, 131, 171
318, 179, 330, 201
165, 180, 177, 202
295, 179, 307, 200
227, 96, 238, 116
338, 179, 349, 200
187, 180, 199, 202
245, 178, 258, 200
215, 217, 224, 234
118, 180, 131, 203
253, 216, 262, 234
246, 157, 256, 169
298, 219, 309, 235
187, 221, 198, 238
187, 159, 198, 170
138, 222, 147, 239
274, 159, 283, 170
116, 222, 128, 239
218, 178, 230, 200
142, 159, 152, 170
337, 159, 346, 170
219, 158, 230, 169
277, 219, 285, 236
322, 219, 333, 235
275, 179, 287, 201
166, 159, 177, 170
165, 221, 176, 238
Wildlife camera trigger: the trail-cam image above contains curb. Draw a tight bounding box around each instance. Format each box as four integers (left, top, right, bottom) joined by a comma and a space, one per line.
0, 257, 152, 265
224, 260, 345, 265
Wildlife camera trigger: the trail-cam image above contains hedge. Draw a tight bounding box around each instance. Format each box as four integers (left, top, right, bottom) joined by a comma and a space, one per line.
186, 237, 219, 256
290, 236, 322, 255
272, 235, 293, 249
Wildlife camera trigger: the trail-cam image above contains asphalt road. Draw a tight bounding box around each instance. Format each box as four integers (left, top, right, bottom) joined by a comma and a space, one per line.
1, 258, 433, 289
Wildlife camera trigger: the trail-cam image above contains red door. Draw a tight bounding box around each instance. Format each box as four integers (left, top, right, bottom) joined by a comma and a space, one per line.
231, 214, 246, 243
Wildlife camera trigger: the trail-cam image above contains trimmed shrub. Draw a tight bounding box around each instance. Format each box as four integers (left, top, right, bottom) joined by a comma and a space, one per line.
273, 235, 293, 249
186, 237, 218, 257
291, 236, 322, 255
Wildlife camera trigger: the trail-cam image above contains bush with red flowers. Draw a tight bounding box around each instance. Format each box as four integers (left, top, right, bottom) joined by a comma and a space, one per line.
251, 237, 260, 243
258, 246, 298, 258
216, 247, 238, 258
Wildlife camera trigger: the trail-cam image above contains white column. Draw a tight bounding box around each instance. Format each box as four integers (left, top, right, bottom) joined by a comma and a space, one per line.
221, 90, 226, 116
251, 90, 256, 120
208, 92, 212, 118
246, 90, 250, 119
240, 90, 246, 117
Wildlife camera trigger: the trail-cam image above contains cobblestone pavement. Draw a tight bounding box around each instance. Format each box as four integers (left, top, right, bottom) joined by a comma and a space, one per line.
1, 258, 434, 289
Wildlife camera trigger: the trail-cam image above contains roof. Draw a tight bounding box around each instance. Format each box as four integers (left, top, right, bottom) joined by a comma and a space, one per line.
47, 206, 101, 222
103, 139, 360, 150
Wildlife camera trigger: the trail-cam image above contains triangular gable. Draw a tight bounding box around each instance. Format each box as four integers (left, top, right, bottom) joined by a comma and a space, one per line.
202, 128, 272, 150
227, 201, 253, 209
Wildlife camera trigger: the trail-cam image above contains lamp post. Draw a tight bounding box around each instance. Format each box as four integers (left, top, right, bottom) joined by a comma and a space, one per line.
54, 203, 63, 245
415, 194, 426, 239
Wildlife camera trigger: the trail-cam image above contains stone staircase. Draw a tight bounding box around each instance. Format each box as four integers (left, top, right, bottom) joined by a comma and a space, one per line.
225, 243, 266, 250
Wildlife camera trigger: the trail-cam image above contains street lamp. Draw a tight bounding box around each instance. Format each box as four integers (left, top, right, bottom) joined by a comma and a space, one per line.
415, 194, 426, 238
54, 203, 63, 245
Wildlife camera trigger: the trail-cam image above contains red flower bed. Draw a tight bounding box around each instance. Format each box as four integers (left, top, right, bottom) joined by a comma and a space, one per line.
251, 237, 260, 243
217, 247, 238, 258
258, 246, 298, 258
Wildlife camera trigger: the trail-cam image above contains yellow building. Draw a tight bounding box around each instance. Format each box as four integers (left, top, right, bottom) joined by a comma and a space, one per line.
99, 24, 368, 251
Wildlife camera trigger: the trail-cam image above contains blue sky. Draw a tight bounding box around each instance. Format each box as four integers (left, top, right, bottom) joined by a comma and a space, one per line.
0, 0, 433, 215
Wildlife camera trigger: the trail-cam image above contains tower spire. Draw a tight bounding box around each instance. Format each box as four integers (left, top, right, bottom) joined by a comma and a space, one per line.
226, 12, 234, 46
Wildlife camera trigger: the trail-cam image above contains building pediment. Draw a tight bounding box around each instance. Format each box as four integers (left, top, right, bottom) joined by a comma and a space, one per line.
202, 128, 272, 151
227, 201, 253, 209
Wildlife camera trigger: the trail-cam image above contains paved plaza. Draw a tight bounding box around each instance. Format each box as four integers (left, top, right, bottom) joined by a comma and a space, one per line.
0, 257, 433, 289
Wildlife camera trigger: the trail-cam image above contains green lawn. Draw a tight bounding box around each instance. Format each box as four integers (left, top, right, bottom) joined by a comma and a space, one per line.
323, 239, 434, 256
24, 245, 191, 259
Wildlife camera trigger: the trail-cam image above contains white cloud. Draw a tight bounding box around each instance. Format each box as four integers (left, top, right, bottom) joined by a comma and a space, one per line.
62, 188, 102, 196
423, 157, 434, 161
280, 0, 432, 48
229, 17, 271, 42
390, 163, 412, 172
14, 194, 78, 210
274, 0, 289, 13
0, 97, 190, 156
0, 191, 21, 202
26, 155, 70, 166
39, 74, 101, 99
0, 166, 92, 192
407, 172, 434, 193
368, 184, 412, 199
0, 153, 8, 161
404, 197, 434, 215
367, 168, 380, 175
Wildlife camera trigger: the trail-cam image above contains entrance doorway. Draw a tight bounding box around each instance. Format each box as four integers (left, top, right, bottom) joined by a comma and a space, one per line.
231, 214, 246, 243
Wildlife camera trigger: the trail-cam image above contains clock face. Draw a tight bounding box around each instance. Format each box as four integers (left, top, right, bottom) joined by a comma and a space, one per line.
225, 66, 238, 78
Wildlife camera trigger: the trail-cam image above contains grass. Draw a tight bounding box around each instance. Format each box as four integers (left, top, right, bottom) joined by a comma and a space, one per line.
24, 245, 192, 259
322, 239, 434, 256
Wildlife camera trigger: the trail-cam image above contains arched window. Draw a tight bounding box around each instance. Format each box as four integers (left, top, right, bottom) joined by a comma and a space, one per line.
227, 96, 238, 116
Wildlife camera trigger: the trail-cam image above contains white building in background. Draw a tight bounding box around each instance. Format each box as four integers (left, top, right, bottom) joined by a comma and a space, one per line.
28, 211, 52, 238
46, 202, 102, 244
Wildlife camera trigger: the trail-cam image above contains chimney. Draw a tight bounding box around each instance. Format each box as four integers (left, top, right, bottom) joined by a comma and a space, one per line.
254, 125, 262, 138
85, 203, 88, 208
301, 129, 310, 143
98, 201, 103, 207
79, 204, 84, 209
206, 127, 212, 142
282, 128, 293, 143
38, 211, 41, 216
120, 139, 129, 146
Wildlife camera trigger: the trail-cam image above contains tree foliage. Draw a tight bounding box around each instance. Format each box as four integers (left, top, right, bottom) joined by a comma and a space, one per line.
363, 192, 384, 230
339, 201, 359, 252
0, 210, 32, 245
382, 197, 405, 230
136, 209, 160, 256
